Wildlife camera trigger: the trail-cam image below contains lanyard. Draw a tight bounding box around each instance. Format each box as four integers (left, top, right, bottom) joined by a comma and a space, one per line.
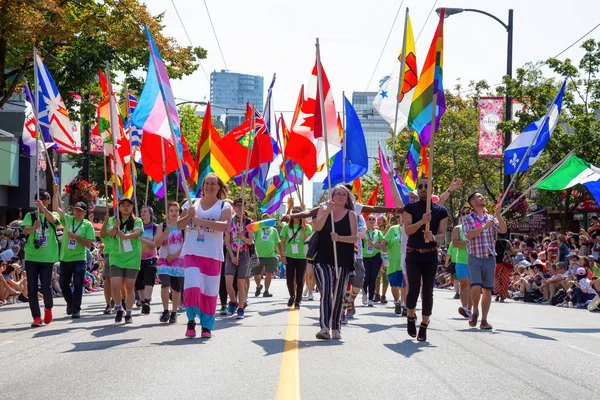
72, 218, 84, 234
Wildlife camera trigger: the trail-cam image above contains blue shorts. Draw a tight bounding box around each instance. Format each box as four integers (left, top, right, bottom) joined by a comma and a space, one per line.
455, 263, 470, 280
387, 270, 406, 288
467, 255, 495, 290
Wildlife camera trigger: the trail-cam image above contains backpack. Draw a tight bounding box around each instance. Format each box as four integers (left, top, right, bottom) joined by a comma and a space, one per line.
551, 289, 568, 306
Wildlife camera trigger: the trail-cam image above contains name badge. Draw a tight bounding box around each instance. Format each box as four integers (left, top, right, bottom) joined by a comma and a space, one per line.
262, 235, 269, 241
68, 239, 77, 249
197, 227, 205, 243
122, 239, 133, 253
367, 245, 373, 253
291, 244, 299, 254
39, 235, 48, 248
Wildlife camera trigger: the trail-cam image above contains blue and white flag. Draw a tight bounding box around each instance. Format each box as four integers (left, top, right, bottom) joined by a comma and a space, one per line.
504, 80, 566, 175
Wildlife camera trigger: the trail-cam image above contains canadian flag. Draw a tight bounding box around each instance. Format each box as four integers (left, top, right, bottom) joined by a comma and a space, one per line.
285, 59, 340, 179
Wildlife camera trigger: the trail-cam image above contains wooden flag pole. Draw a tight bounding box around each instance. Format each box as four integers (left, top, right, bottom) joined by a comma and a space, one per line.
144, 175, 150, 206
316, 37, 338, 271
425, 92, 437, 242
236, 105, 257, 258
124, 81, 139, 217
391, 7, 410, 169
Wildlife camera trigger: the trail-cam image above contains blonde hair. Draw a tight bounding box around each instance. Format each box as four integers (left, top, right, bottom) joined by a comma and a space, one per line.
202, 173, 229, 200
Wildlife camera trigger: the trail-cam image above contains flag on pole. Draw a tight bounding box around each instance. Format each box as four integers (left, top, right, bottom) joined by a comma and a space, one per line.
285, 60, 340, 179
504, 80, 566, 175
404, 131, 429, 190
34, 51, 79, 153
535, 154, 600, 203
408, 10, 445, 146
365, 184, 380, 216
373, 14, 418, 131
21, 82, 55, 157
352, 178, 363, 203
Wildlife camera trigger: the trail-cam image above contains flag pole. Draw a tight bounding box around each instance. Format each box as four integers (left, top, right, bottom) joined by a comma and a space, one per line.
237, 104, 257, 258
342, 95, 347, 184
501, 149, 575, 216
499, 81, 565, 206
160, 137, 171, 254
391, 7, 410, 169
29, 63, 41, 219
103, 155, 110, 207
425, 92, 437, 241
105, 62, 122, 252
316, 37, 338, 270
124, 82, 139, 217
144, 175, 150, 206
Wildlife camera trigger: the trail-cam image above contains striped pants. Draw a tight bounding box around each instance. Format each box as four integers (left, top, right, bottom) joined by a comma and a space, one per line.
314, 263, 351, 331
183, 255, 221, 331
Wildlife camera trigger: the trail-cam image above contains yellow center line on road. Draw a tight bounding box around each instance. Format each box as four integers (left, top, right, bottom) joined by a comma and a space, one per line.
276, 308, 300, 400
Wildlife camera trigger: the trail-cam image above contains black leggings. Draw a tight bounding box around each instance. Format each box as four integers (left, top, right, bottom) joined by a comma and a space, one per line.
25, 261, 54, 319
219, 259, 237, 306
363, 253, 382, 301
405, 251, 438, 316
286, 258, 307, 301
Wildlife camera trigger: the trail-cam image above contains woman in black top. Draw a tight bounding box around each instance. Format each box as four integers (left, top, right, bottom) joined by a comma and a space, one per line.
313, 184, 358, 341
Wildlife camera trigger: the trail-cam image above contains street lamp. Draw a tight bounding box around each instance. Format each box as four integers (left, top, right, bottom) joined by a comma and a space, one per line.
437, 7, 514, 193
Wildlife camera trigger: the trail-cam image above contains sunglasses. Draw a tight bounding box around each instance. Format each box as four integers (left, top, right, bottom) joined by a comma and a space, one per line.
418, 184, 428, 190
367, 217, 376, 221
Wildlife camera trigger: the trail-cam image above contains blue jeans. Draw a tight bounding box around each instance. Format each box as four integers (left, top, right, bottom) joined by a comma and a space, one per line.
59, 260, 86, 312
573, 288, 596, 305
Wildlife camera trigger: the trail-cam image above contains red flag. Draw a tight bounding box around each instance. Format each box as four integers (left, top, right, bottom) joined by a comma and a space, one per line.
141, 131, 194, 183
364, 184, 379, 218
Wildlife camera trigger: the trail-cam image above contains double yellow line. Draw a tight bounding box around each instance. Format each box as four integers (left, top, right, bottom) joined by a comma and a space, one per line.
277, 308, 300, 400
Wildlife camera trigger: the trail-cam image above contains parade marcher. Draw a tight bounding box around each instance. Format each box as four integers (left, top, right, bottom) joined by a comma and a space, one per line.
224, 197, 254, 319
218, 199, 236, 315
494, 234, 515, 302
362, 214, 385, 307
280, 207, 312, 308
342, 213, 366, 322
253, 215, 281, 298
403, 178, 449, 341
451, 209, 472, 318
463, 192, 507, 330
374, 215, 390, 304
52, 184, 95, 319
313, 185, 358, 340
178, 173, 232, 338
136, 206, 158, 315
381, 215, 406, 315
21, 190, 60, 327
99, 210, 115, 314
107, 198, 143, 324
155, 201, 185, 323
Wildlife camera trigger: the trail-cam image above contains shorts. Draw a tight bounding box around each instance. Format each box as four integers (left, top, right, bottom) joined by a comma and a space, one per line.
253, 257, 278, 275
159, 274, 184, 292
109, 265, 139, 280
351, 258, 365, 288
388, 270, 406, 288
225, 251, 250, 279
467, 255, 495, 290
135, 258, 158, 290
455, 263, 470, 280
103, 254, 111, 278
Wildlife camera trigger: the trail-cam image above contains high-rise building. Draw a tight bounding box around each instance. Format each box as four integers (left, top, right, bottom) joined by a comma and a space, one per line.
352, 91, 391, 176
210, 70, 264, 132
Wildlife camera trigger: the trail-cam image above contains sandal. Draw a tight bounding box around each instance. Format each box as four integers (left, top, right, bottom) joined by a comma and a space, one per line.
468, 312, 479, 328
417, 322, 429, 342
407, 315, 417, 338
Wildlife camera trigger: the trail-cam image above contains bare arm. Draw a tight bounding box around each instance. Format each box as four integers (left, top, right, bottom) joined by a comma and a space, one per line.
177, 209, 194, 231
52, 183, 65, 220
154, 224, 167, 247
312, 206, 330, 232
451, 226, 468, 248
403, 211, 428, 236
285, 207, 318, 222
437, 179, 462, 206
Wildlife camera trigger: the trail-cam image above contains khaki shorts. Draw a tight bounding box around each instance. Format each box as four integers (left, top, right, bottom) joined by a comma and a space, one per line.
253, 257, 278, 275
109, 265, 139, 280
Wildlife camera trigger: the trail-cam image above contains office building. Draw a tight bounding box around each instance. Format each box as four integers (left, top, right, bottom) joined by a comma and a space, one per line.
352, 91, 391, 175
210, 70, 264, 132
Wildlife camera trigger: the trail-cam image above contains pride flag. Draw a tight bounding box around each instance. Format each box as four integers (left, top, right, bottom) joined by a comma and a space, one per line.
404, 131, 429, 190
408, 9, 445, 146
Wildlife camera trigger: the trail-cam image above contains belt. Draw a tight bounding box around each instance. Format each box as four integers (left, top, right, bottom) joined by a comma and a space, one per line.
407, 247, 438, 253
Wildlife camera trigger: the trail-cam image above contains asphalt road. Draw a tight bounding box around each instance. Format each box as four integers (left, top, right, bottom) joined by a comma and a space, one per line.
1, 279, 599, 400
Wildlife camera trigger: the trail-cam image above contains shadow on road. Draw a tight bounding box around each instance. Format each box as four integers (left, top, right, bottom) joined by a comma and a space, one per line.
152, 338, 210, 346
64, 338, 140, 352
535, 327, 600, 334
351, 322, 404, 334
384, 340, 437, 357
496, 329, 557, 341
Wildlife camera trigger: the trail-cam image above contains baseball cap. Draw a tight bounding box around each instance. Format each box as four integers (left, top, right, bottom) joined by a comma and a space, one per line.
576, 267, 586, 275
118, 197, 133, 205
73, 202, 88, 211
568, 252, 579, 259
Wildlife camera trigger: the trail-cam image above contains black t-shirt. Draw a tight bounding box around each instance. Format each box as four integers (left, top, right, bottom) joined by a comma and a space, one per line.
404, 200, 449, 249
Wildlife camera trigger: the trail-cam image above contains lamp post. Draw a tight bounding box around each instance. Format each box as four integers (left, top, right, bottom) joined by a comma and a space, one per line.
437, 7, 514, 193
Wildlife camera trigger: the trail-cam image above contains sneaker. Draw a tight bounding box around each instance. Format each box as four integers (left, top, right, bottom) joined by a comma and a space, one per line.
115, 309, 124, 323
453, 292, 461, 299
480, 320, 493, 330
255, 285, 263, 297
346, 308, 355, 319
141, 301, 151, 315
236, 308, 245, 319
201, 328, 212, 339
332, 330, 342, 340
135, 299, 142, 307
66, 303, 73, 316
159, 310, 169, 323
287, 297, 295, 307
401, 306, 408, 317
380, 296, 388, 304
315, 328, 330, 340
124, 315, 133, 324
103, 305, 112, 315
294, 302, 300, 309
341, 313, 348, 325
511, 291, 523, 300
307, 293, 314, 301
169, 312, 177, 324
394, 302, 402, 315
71, 310, 80, 319
186, 320, 197, 338
469, 312, 479, 328
495, 295, 500, 302
368, 299, 374, 307
219, 306, 227, 316
227, 302, 237, 316
31, 318, 42, 328
348, 302, 356, 316
43, 308, 53, 325
303, 288, 308, 297
263, 291, 273, 298
575, 303, 587, 309
373, 294, 381, 302
458, 306, 470, 319
362, 291, 368, 305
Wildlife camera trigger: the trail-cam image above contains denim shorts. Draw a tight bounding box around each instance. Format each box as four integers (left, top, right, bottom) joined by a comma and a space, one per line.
467, 255, 495, 290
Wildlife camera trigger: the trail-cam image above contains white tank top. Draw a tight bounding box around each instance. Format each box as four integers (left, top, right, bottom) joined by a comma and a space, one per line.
181, 199, 231, 261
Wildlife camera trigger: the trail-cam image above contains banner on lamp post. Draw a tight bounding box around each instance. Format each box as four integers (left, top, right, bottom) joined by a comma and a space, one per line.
478, 96, 504, 158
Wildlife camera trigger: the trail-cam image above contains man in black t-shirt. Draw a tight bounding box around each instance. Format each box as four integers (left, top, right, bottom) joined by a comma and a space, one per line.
402, 178, 449, 342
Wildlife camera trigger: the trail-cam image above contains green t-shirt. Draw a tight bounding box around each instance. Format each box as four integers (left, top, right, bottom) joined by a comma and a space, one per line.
106, 216, 143, 270
383, 225, 402, 275
363, 229, 384, 258
255, 226, 281, 258
592, 264, 600, 277
60, 215, 96, 262
447, 242, 456, 260
21, 211, 61, 263
281, 223, 313, 260
453, 225, 469, 265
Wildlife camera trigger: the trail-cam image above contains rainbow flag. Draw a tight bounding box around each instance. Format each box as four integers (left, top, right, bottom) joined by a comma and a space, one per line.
408, 9, 445, 146
246, 219, 277, 232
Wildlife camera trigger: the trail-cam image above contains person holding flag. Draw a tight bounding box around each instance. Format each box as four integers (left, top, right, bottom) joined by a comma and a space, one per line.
52, 183, 95, 319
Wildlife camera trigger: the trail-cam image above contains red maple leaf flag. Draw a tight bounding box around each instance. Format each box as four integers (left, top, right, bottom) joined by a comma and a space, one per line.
285, 59, 340, 179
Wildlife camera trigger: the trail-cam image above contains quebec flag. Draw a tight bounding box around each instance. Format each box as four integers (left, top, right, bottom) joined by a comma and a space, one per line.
504, 80, 566, 175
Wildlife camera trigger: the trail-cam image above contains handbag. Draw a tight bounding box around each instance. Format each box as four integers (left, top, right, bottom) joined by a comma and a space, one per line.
305, 231, 319, 260
248, 244, 260, 268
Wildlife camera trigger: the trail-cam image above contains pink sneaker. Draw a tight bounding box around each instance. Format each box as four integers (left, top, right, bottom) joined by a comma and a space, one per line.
201, 328, 212, 339
185, 320, 196, 338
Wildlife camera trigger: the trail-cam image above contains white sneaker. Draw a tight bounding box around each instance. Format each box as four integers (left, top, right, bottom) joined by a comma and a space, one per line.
303, 288, 308, 297
368, 299, 374, 307
307, 293, 314, 301
362, 292, 368, 305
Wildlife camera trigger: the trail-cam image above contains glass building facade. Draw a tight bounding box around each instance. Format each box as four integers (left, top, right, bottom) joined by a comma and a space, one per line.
210, 70, 264, 132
